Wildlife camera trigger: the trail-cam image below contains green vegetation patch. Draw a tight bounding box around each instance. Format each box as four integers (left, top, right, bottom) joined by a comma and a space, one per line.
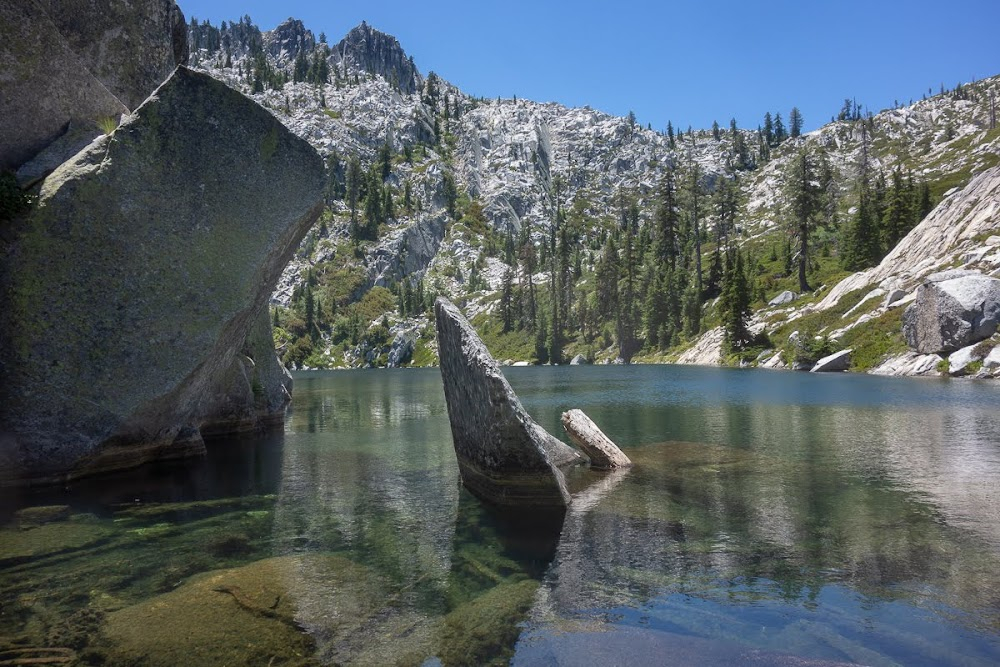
840, 308, 908, 371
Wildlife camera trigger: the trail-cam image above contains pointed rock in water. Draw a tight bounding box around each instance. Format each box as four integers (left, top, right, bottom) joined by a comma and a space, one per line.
561, 409, 632, 470
810, 349, 852, 373
0, 66, 325, 485
434, 297, 583, 507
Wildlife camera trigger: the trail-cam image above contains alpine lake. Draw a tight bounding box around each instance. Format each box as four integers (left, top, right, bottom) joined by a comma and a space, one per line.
2, 365, 1000, 666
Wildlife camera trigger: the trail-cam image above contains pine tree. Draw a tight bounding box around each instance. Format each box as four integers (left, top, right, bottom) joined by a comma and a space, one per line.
535, 317, 549, 364
667, 120, 675, 148
595, 234, 620, 322
654, 166, 679, 268
774, 112, 787, 144
682, 272, 701, 338
519, 235, 538, 330
763, 112, 774, 147
711, 120, 721, 141
784, 147, 822, 292
500, 265, 515, 332
720, 249, 753, 352
881, 167, 910, 252
789, 107, 803, 138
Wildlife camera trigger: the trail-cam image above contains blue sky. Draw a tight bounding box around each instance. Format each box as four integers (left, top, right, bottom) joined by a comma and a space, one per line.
179, 0, 1000, 133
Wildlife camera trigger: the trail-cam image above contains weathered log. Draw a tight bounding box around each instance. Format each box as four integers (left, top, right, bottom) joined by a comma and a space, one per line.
561, 409, 632, 470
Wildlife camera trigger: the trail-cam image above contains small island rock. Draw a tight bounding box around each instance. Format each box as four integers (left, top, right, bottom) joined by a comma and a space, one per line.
561, 409, 632, 470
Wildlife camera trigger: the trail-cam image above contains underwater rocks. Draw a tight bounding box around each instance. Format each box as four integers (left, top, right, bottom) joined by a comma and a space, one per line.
560, 409, 631, 470
0, 66, 324, 485
434, 297, 583, 507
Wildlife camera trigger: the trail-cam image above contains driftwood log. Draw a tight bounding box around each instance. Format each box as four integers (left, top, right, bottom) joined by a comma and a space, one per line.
561, 409, 632, 470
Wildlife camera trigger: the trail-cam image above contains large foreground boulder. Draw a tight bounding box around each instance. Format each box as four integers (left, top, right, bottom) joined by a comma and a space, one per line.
434, 298, 583, 507
0, 67, 325, 484
902, 273, 1000, 354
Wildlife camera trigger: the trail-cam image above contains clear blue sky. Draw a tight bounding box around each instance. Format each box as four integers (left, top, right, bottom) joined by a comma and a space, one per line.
179, 0, 1000, 133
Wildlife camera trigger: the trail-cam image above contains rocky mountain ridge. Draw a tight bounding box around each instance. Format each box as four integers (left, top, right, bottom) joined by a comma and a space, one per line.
186, 16, 1000, 377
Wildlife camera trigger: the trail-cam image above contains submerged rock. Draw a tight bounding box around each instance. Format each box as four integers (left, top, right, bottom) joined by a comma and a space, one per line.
902, 273, 1000, 354
0, 67, 324, 485
561, 409, 632, 470
103, 556, 323, 666
437, 579, 538, 667
434, 297, 583, 507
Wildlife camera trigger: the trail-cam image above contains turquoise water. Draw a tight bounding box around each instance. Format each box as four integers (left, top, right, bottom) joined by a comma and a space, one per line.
2, 366, 1000, 665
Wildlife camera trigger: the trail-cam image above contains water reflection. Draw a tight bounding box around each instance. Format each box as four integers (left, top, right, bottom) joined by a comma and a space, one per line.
2, 366, 1000, 666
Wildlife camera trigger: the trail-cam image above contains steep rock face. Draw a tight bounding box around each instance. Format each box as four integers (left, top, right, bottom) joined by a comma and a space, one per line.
0, 0, 187, 171
0, 67, 324, 485
0, 0, 126, 171
818, 167, 1000, 311
41, 0, 188, 109
332, 22, 420, 94
902, 273, 1000, 354
434, 297, 583, 507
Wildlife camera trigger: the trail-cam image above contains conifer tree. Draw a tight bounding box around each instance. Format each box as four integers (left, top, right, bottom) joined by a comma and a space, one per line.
595, 234, 620, 322
784, 147, 822, 292
500, 265, 515, 332
774, 112, 787, 144
763, 112, 774, 147
654, 166, 679, 268
789, 107, 803, 138
720, 249, 753, 352
881, 167, 910, 251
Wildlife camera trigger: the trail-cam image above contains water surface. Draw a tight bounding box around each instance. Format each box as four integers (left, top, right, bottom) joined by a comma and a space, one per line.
2, 366, 999, 666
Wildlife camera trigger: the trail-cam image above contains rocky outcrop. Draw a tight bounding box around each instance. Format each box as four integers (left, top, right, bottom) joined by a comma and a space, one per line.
675, 326, 724, 365
386, 329, 417, 367
0, 0, 187, 171
434, 297, 583, 507
902, 273, 1000, 354
561, 410, 631, 470
810, 349, 852, 373
870, 352, 943, 376
264, 17, 315, 65
818, 167, 1000, 311
569, 354, 588, 365
332, 22, 420, 94
0, 67, 324, 485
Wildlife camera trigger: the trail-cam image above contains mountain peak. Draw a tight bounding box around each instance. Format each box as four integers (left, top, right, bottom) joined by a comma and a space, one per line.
264, 17, 314, 65
332, 22, 420, 94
